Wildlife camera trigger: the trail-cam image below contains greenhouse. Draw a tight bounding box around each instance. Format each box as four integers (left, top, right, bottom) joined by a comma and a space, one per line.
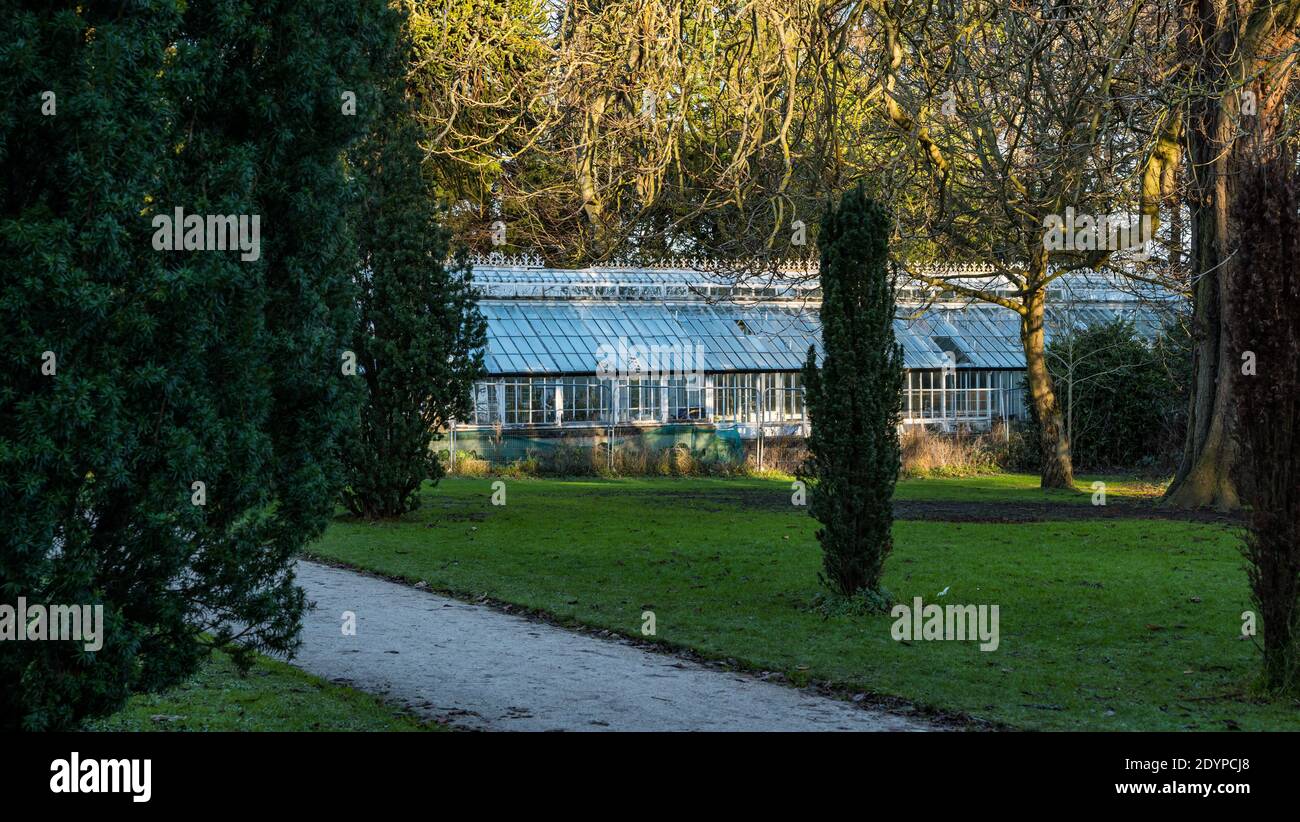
448, 254, 1178, 463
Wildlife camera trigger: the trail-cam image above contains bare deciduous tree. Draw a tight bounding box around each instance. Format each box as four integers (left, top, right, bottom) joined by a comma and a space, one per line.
843, 0, 1181, 487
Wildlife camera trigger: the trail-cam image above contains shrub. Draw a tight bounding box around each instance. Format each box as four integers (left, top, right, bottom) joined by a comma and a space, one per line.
899, 423, 1041, 477
445, 450, 492, 477
756, 438, 810, 476
1025, 319, 1188, 470
901, 426, 999, 477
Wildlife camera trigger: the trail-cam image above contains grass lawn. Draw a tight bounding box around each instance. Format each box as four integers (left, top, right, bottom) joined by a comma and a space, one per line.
87, 649, 439, 732
307, 474, 1299, 731
892, 472, 1169, 504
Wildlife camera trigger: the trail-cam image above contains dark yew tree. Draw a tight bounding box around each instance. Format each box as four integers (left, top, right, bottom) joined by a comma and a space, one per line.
0, 0, 391, 730
341, 60, 487, 520
1229, 156, 1300, 692
800, 185, 904, 603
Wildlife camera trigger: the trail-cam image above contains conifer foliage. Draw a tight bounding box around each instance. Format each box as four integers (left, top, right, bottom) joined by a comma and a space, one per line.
341, 57, 487, 520
0, 1, 391, 729
801, 185, 904, 603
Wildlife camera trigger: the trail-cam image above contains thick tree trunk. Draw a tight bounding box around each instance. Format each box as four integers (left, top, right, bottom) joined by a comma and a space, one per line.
1166, 244, 1240, 508
1166, 124, 1240, 509
1021, 287, 1074, 489
1230, 155, 1300, 691
1166, 0, 1237, 509
1166, 0, 1297, 510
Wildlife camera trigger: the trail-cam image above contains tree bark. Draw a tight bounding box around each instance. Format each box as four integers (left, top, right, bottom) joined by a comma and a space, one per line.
1166, 187, 1240, 509
1166, 94, 1239, 509
1021, 286, 1075, 489
1166, 0, 1299, 509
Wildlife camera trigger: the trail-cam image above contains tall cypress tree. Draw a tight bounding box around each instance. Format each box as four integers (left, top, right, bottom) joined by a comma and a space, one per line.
0, 0, 391, 730
801, 185, 904, 603
341, 38, 487, 520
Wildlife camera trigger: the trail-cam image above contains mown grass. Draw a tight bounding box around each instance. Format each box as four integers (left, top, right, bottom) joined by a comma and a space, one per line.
88, 649, 439, 732
307, 474, 1299, 731
893, 472, 1169, 503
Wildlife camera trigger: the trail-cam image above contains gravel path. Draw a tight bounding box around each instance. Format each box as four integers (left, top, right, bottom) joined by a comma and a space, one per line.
291, 559, 934, 732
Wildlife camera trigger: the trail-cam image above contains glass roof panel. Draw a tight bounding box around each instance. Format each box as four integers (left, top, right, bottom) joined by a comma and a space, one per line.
478, 297, 1171, 375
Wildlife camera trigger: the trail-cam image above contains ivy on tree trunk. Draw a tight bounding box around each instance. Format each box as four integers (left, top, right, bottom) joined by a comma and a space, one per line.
1229, 156, 1300, 692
